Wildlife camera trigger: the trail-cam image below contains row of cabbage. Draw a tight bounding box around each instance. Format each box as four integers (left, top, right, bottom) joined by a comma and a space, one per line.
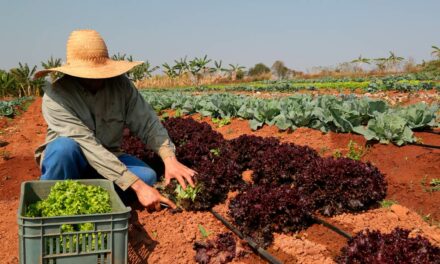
0, 97, 33, 117
142, 91, 439, 145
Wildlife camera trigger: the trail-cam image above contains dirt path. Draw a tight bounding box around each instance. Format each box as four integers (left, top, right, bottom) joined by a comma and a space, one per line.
0, 99, 439, 264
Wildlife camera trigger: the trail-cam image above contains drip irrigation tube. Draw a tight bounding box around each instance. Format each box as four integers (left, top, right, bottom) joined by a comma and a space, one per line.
409, 143, 440, 149
312, 216, 352, 239
209, 209, 283, 264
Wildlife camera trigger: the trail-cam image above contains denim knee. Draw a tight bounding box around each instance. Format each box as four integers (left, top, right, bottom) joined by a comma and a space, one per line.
40, 137, 86, 180
45, 137, 81, 159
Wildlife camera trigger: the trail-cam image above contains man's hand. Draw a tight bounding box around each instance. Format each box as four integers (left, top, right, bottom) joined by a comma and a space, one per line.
131, 179, 176, 210
163, 156, 197, 189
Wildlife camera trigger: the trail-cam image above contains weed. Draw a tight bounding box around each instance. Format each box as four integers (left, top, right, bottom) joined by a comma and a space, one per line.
198, 224, 212, 239
380, 199, 397, 208
346, 140, 366, 161
333, 150, 342, 158
421, 176, 439, 192
212, 117, 231, 128
174, 109, 183, 118
429, 178, 440, 192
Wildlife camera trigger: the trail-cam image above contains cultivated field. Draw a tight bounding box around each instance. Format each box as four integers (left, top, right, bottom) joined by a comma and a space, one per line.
0, 76, 439, 263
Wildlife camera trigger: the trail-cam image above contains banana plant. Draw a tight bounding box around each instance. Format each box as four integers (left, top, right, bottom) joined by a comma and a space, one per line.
188, 55, 211, 85
431, 45, 440, 60
373, 58, 388, 72
10, 63, 38, 97
0, 71, 17, 97
174, 57, 190, 76
41, 56, 63, 82
209, 60, 227, 76
162, 63, 178, 79
129, 60, 159, 81
227, 64, 245, 81
111, 53, 128, 61
387, 51, 404, 72
351, 55, 370, 71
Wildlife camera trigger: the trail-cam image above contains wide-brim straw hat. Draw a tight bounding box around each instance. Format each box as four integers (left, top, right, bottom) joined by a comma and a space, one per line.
35, 29, 143, 79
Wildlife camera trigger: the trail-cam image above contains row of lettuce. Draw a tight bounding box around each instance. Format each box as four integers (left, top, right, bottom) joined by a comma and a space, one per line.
142, 91, 439, 145
122, 118, 439, 263
0, 97, 33, 117
143, 77, 440, 93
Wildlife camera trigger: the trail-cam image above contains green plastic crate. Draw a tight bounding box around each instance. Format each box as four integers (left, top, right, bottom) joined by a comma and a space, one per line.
18, 180, 131, 264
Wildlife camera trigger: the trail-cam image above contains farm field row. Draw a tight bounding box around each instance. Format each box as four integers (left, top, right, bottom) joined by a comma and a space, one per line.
141, 78, 440, 93
142, 91, 440, 146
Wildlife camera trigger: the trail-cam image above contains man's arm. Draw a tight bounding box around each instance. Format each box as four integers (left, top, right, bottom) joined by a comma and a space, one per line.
42, 94, 139, 190
123, 78, 196, 188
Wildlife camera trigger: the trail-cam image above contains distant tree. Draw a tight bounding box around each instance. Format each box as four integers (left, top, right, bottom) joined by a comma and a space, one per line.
271, 61, 289, 79
162, 63, 178, 78
351, 55, 370, 72
373, 58, 388, 72
174, 57, 189, 76
431, 45, 440, 60
111, 53, 159, 81
227, 64, 246, 81
0, 71, 17, 97
10, 63, 39, 97
248, 63, 271, 76
387, 51, 404, 72
41, 56, 62, 82
209, 60, 227, 76
129, 61, 159, 82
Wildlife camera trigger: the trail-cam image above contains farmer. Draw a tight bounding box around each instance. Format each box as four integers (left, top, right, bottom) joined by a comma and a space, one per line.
34, 29, 196, 210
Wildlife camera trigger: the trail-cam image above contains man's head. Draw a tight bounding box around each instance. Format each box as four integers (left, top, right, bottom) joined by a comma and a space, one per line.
35, 29, 143, 81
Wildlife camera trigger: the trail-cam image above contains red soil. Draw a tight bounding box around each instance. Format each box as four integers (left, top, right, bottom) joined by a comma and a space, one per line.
0, 98, 439, 264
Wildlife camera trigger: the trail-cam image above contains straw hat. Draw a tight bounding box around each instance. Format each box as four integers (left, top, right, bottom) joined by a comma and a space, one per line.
35, 29, 143, 79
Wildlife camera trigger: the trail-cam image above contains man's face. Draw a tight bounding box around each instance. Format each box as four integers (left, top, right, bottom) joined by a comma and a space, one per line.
78, 78, 105, 92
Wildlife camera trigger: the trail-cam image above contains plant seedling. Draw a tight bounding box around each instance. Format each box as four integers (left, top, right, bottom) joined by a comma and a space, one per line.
210, 148, 221, 156
175, 183, 201, 204
198, 224, 212, 239
346, 140, 366, 161
174, 108, 183, 118
212, 117, 231, 128
429, 178, 440, 192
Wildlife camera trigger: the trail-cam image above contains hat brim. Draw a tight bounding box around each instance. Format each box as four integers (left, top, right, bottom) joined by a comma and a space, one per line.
35, 60, 143, 79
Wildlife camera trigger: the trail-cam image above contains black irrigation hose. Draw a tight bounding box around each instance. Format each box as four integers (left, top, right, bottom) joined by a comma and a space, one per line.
312, 216, 352, 240
409, 143, 440, 149
209, 209, 283, 264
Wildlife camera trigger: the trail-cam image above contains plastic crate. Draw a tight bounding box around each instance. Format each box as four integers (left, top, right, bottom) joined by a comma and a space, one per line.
18, 180, 131, 264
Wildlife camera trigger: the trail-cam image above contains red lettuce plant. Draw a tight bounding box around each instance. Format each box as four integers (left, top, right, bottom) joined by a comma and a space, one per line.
336, 228, 440, 264
297, 157, 387, 216
228, 184, 314, 247
194, 232, 240, 264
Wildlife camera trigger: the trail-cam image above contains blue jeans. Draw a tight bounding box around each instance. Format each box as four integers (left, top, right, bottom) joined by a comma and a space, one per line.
40, 137, 157, 186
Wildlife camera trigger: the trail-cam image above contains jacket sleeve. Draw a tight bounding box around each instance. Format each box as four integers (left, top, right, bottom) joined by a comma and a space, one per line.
124, 79, 176, 160
42, 94, 139, 190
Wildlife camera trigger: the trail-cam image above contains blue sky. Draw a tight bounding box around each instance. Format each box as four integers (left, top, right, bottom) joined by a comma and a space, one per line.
1, 0, 439, 72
